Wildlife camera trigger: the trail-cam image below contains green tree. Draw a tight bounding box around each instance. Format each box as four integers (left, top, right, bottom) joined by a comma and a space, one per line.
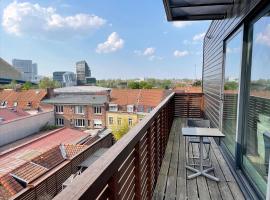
192, 80, 202, 87
39, 77, 61, 89
10, 80, 17, 89
111, 119, 130, 141
128, 81, 141, 89
22, 81, 33, 90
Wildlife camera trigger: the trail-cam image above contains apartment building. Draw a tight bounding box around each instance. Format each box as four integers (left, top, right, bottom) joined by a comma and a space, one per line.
107, 89, 166, 129
43, 86, 111, 129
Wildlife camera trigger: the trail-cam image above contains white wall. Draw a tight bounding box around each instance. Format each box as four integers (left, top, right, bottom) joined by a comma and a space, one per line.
0, 111, 54, 146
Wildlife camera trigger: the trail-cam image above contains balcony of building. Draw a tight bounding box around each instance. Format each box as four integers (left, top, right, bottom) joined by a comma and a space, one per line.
25, 92, 245, 200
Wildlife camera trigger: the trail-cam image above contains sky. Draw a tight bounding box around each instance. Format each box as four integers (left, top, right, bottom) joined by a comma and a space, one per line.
0, 0, 210, 79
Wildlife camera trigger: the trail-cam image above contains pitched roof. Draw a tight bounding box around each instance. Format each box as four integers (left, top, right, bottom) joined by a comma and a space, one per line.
83, 136, 100, 146
10, 162, 48, 184
63, 144, 87, 159
42, 95, 108, 105
0, 108, 29, 122
0, 89, 48, 109
110, 89, 165, 107
31, 146, 65, 169
0, 174, 24, 198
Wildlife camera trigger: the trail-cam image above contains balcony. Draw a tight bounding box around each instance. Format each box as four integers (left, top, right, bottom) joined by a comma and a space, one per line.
25, 92, 244, 200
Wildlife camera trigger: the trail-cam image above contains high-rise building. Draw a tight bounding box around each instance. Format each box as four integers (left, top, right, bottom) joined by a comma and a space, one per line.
53, 71, 76, 87
32, 63, 38, 81
76, 61, 91, 85
12, 59, 38, 82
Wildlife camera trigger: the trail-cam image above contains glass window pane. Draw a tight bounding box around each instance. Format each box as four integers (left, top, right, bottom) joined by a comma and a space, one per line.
222, 29, 243, 157
242, 11, 270, 196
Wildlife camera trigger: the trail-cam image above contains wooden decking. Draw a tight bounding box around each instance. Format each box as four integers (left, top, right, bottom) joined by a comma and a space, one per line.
154, 118, 245, 200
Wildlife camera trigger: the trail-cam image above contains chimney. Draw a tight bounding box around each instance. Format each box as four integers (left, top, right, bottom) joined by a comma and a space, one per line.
46, 88, 55, 98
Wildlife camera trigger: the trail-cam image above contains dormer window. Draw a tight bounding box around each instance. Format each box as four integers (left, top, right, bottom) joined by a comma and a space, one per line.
109, 104, 118, 112
127, 105, 134, 113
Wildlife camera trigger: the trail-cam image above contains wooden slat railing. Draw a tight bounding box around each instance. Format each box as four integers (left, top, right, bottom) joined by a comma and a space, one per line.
52, 93, 174, 200
174, 92, 204, 118
52, 92, 203, 200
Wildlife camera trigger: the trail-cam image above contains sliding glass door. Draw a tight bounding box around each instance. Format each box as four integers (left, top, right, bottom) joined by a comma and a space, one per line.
242, 10, 270, 196
222, 30, 243, 158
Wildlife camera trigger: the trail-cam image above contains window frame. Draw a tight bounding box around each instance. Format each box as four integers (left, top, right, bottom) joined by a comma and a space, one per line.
75, 105, 85, 115
75, 119, 85, 127
55, 105, 64, 114
94, 106, 102, 114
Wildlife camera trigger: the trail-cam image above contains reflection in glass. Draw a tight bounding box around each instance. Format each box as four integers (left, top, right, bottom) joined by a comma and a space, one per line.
242, 12, 270, 196
222, 30, 243, 157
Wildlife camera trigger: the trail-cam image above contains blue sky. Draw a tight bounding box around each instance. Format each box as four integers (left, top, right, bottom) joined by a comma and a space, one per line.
0, 0, 210, 79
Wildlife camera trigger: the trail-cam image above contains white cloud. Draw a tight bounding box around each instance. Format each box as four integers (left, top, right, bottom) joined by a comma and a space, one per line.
172, 21, 193, 28
143, 47, 155, 56
174, 50, 189, 57
134, 47, 162, 61
256, 24, 270, 47
193, 32, 206, 41
2, 1, 106, 36
96, 32, 124, 53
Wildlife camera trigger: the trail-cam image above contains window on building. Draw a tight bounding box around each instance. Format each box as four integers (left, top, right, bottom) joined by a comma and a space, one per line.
94, 106, 102, 114
109, 104, 118, 112
109, 117, 113, 125
55, 105, 64, 113
128, 118, 133, 126
55, 118, 64, 126
94, 119, 102, 128
75, 105, 84, 114
117, 118, 122, 125
147, 107, 153, 113
137, 105, 144, 112
75, 119, 85, 127
88, 120, 91, 127
127, 105, 134, 113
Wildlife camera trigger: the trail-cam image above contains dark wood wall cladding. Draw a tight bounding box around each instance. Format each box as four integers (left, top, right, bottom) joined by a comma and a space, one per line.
202, 0, 263, 128
174, 93, 204, 118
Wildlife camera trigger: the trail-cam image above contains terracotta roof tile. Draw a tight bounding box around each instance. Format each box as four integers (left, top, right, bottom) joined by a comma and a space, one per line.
63, 144, 87, 159
0, 174, 23, 197
31, 146, 65, 169
110, 89, 165, 109
0, 89, 48, 110
10, 162, 48, 184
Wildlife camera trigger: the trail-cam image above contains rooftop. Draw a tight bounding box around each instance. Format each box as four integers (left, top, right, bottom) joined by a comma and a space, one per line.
42, 94, 108, 105
0, 108, 29, 122
53, 86, 111, 94
0, 128, 89, 177
110, 89, 166, 107
0, 89, 48, 110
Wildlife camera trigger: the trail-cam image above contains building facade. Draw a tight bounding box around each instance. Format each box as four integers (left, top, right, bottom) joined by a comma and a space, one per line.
53, 71, 76, 87
43, 86, 111, 129
12, 59, 37, 82
76, 61, 91, 85
0, 57, 22, 81
201, 0, 270, 198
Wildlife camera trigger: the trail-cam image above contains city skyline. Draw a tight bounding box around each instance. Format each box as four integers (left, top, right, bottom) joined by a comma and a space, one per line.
0, 0, 210, 79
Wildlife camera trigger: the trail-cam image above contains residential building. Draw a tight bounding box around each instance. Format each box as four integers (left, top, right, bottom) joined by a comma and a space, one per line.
106, 89, 166, 129
12, 59, 37, 82
0, 127, 113, 200
43, 86, 111, 129
0, 57, 22, 81
54, 1, 270, 200
76, 60, 91, 85
53, 71, 76, 87
0, 89, 52, 110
